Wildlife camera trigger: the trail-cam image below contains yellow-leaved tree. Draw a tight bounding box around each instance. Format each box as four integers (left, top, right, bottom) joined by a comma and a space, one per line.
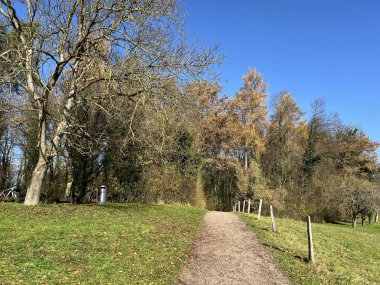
228, 68, 268, 200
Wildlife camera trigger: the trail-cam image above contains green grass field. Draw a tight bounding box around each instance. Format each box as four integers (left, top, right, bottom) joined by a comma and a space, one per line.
0, 203, 206, 285
240, 213, 380, 285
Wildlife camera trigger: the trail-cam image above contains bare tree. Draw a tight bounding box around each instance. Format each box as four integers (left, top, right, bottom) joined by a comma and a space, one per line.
343, 178, 377, 228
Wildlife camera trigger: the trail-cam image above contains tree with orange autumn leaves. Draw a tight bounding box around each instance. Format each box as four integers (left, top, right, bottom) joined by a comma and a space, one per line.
194, 69, 379, 222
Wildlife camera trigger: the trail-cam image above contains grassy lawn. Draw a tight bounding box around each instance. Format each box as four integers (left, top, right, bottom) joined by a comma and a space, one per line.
0, 203, 206, 285
240, 213, 380, 285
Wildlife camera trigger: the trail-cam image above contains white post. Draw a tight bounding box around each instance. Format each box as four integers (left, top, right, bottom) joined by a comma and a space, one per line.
307, 216, 315, 263
243, 200, 246, 213
375, 212, 378, 223
248, 199, 251, 214
238, 201, 241, 212
270, 205, 276, 233
258, 199, 263, 220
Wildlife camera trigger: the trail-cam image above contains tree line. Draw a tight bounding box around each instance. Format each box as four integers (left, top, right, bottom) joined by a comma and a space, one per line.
1, 0, 379, 224
192, 70, 379, 224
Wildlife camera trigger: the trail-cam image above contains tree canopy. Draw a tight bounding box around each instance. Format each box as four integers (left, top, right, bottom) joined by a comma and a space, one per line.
0, 0, 378, 224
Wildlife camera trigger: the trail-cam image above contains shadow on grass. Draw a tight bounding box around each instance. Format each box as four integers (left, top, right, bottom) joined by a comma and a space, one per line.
262, 243, 309, 263
249, 223, 269, 231
78, 203, 152, 213
329, 221, 347, 226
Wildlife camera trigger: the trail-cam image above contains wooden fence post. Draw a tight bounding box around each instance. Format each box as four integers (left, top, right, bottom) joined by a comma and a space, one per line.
307, 216, 315, 263
270, 205, 276, 233
238, 201, 241, 212
258, 199, 263, 220
248, 199, 251, 214
243, 200, 246, 213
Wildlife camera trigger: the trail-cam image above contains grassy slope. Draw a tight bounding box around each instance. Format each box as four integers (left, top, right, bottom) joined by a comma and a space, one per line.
241, 213, 380, 285
0, 203, 206, 285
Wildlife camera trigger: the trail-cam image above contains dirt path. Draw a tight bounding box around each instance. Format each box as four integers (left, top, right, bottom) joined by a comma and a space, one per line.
177, 211, 289, 285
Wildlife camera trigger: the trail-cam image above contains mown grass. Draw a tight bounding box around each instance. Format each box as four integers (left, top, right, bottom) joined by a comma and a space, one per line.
240, 213, 380, 285
0, 203, 206, 285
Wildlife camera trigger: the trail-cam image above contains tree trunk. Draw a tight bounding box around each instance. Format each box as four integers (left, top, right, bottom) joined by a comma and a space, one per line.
194, 162, 206, 208
24, 155, 48, 205
25, 105, 48, 205
64, 157, 73, 201
368, 213, 372, 224
352, 215, 357, 228
24, 75, 76, 205
244, 151, 248, 174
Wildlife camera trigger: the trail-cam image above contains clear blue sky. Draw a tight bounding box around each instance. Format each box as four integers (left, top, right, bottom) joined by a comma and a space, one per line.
184, 0, 380, 155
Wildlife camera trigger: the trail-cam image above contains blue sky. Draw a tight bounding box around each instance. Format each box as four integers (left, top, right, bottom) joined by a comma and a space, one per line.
184, 0, 379, 155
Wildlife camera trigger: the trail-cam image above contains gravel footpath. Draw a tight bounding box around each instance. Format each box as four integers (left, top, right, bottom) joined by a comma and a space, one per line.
177, 211, 290, 285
